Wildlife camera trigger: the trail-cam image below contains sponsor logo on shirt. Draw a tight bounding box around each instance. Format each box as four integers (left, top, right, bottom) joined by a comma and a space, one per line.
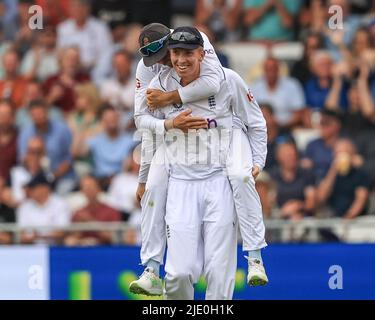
207, 118, 218, 128
204, 49, 215, 55
135, 78, 141, 89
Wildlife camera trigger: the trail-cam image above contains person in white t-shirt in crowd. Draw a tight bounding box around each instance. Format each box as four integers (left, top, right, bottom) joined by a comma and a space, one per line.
17, 172, 71, 245
57, 0, 113, 72
99, 50, 135, 113
107, 149, 140, 220
251, 56, 306, 130
20, 25, 59, 82
10, 136, 47, 205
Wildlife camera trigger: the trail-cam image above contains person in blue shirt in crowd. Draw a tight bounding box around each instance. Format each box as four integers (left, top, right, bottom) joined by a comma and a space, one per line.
17, 99, 76, 194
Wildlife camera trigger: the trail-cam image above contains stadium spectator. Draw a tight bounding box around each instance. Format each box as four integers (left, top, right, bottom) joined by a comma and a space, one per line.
65, 175, 121, 245
304, 50, 349, 110
270, 141, 316, 221
302, 108, 342, 182
298, 0, 327, 38
323, 0, 362, 61
91, 0, 131, 33
348, 27, 374, 66
243, 0, 302, 42
12, 0, 38, 57
317, 138, 370, 218
261, 103, 293, 171
20, 25, 60, 82
92, 23, 142, 84
15, 80, 63, 129
99, 50, 134, 112
251, 56, 305, 129
0, 176, 15, 244
17, 172, 71, 244
9, 137, 47, 205
0, 99, 17, 181
43, 47, 90, 113
0, 49, 29, 108
17, 99, 76, 195
195, 0, 242, 43
291, 31, 324, 86
68, 82, 102, 177
57, 0, 113, 71
338, 62, 375, 187
0, 0, 18, 41
34, 0, 71, 27
107, 151, 140, 220
78, 105, 135, 190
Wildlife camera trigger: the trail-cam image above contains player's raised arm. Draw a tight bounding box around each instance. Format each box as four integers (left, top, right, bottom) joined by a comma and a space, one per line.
225, 68, 268, 171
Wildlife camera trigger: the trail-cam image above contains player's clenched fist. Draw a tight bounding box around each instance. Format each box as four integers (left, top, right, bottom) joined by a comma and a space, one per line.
165, 109, 208, 132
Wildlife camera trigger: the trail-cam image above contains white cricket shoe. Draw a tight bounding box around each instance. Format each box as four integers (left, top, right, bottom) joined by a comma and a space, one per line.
247, 259, 269, 286
129, 267, 163, 296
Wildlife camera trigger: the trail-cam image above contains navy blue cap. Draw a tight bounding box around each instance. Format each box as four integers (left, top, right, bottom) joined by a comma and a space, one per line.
168, 26, 204, 50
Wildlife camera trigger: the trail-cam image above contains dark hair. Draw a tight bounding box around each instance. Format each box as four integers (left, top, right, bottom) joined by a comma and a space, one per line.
98, 104, 116, 119
28, 99, 48, 110
0, 98, 16, 110
113, 49, 133, 62
320, 108, 343, 123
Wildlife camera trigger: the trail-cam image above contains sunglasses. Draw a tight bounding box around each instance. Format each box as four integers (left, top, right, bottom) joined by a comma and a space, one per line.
170, 31, 200, 42
139, 34, 170, 57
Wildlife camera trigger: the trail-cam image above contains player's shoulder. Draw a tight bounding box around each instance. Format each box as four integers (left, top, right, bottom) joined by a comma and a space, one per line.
136, 59, 164, 77
223, 67, 247, 89
223, 67, 241, 81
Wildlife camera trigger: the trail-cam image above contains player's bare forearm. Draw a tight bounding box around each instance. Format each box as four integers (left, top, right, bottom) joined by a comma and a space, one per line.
146, 89, 181, 109
164, 109, 208, 133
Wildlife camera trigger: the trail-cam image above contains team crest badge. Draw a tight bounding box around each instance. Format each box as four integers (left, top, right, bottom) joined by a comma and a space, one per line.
247, 89, 254, 102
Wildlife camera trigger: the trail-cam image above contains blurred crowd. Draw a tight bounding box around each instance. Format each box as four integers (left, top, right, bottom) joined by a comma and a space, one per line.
0, 0, 374, 245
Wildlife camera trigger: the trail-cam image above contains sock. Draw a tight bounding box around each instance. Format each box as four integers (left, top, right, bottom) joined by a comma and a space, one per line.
247, 249, 263, 264
146, 259, 160, 277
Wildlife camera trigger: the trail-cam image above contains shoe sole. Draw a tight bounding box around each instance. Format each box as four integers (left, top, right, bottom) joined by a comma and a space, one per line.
248, 275, 268, 287
129, 282, 162, 296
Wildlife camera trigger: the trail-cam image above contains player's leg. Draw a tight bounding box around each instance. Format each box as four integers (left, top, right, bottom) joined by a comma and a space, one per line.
164, 179, 204, 300
202, 176, 237, 300
226, 127, 268, 286
129, 143, 168, 296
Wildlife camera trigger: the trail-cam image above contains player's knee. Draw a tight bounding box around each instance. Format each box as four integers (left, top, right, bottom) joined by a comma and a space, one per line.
170, 272, 192, 285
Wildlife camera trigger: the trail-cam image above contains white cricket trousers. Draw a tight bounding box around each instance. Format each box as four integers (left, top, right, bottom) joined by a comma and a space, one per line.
164, 175, 237, 300
140, 128, 267, 266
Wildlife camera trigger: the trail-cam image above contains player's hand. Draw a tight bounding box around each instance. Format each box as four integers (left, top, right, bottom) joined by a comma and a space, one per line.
170, 109, 208, 132
136, 183, 146, 204
147, 89, 174, 109
252, 166, 261, 179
